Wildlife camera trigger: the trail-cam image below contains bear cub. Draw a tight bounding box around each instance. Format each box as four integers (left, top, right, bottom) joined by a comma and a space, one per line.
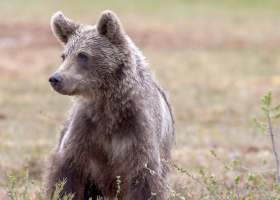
44, 10, 174, 200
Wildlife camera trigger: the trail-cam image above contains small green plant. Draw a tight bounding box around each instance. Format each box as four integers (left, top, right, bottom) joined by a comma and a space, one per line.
7, 158, 35, 200
50, 179, 75, 200
115, 175, 121, 200
253, 90, 280, 184
6, 158, 75, 200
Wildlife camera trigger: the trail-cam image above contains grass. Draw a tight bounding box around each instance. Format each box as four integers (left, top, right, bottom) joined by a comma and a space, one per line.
1, 0, 280, 198
1, 0, 280, 23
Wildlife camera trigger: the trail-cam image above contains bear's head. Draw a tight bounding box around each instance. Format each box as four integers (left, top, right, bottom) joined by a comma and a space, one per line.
49, 10, 131, 98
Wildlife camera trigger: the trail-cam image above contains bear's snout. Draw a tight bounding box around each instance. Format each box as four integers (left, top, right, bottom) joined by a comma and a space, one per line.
49, 74, 63, 89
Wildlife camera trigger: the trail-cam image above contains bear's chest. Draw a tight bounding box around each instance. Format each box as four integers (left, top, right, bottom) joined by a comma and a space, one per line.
58, 113, 96, 154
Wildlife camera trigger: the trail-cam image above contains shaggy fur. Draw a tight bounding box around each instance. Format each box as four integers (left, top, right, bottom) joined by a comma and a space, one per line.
44, 10, 175, 200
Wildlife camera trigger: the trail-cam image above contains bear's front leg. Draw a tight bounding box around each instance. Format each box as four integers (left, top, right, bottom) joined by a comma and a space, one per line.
123, 169, 166, 200
134, 175, 165, 200
43, 153, 88, 199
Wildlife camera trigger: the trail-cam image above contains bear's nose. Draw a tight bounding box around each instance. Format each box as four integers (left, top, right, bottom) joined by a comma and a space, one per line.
49, 74, 63, 88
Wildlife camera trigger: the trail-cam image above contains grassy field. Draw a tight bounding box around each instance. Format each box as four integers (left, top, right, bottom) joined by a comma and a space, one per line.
1, 0, 280, 198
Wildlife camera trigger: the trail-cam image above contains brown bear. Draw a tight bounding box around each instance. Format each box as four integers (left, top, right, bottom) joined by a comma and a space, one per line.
44, 10, 174, 200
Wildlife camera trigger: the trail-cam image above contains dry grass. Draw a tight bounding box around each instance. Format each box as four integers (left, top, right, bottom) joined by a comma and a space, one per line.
1, 0, 280, 198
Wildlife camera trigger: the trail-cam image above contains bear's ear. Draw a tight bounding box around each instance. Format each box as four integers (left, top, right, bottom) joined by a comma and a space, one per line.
96, 10, 125, 45
51, 11, 77, 45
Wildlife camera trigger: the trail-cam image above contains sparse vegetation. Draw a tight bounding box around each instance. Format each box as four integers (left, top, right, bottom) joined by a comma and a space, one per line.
6, 90, 280, 199
6, 159, 75, 200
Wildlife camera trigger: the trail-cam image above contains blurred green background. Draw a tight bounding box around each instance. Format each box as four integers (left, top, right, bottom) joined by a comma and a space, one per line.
1, 0, 280, 197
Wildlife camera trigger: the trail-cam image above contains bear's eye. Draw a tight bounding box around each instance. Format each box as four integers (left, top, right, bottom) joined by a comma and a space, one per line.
78, 53, 89, 62
61, 54, 65, 62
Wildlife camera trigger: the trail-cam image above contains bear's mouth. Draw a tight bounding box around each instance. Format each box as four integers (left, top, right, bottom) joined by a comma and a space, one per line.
49, 81, 78, 96
51, 86, 72, 96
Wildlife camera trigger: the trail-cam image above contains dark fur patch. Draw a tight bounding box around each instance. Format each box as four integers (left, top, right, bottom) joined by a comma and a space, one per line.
96, 10, 126, 46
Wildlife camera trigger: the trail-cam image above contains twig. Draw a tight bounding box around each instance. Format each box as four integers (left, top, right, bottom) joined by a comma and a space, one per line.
243, 184, 249, 197
235, 183, 240, 200
144, 166, 186, 200
183, 190, 196, 200
187, 173, 218, 199
253, 183, 266, 199
39, 111, 61, 122
261, 126, 280, 130
267, 106, 280, 185
240, 166, 277, 173
161, 160, 222, 200
25, 158, 29, 194
258, 187, 271, 199
263, 132, 280, 137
